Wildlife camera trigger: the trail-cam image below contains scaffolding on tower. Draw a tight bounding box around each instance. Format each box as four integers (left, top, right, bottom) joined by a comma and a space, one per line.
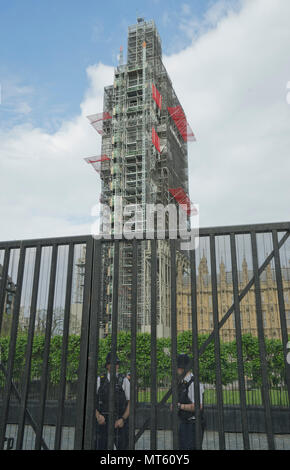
167, 105, 196, 142
152, 127, 161, 152
152, 83, 162, 109
84, 155, 111, 175
168, 187, 197, 216
87, 112, 112, 135
83, 19, 197, 336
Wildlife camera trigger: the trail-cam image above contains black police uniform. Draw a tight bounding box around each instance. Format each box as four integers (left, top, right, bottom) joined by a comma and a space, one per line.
177, 374, 205, 450
96, 372, 129, 450
176, 354, 205, 450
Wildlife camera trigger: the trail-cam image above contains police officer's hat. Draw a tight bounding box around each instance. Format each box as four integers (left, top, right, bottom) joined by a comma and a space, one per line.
105, 352, 121, 367
177, 353, 190, 369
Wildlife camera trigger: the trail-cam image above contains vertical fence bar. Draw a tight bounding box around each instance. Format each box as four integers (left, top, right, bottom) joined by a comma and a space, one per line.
190, 248, 202, 450
107, 240, 120, 450
0, 248, 10, 334
150, 239, 157, 450
170, 239, 178, 450
54, 243, 74, 450
0, 244, 26, 450
16, 244, 42, 450
84, 239, 102, 449
272, 230, 290, 402
74, 237, 94, 449
209, 234, 225, 450
0, 365, 48, 450
129, 238, 138, 450
230, 233, 250, 450
34, 244, 58, 450
251, 231, 275, 450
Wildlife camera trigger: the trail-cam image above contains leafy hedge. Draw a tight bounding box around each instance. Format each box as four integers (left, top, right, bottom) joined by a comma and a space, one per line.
0, 332, 288, 388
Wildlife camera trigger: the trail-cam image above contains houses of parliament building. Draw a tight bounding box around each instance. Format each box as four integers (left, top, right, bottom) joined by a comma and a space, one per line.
176, 252, 290, 341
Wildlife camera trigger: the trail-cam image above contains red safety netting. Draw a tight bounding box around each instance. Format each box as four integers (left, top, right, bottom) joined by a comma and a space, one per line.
152, 127, 161, 153
167, 106, 196, 142
84, 155, 110, 173
152, 83, 162, 110
169, 187, 197, 216
87, 112, 112, 135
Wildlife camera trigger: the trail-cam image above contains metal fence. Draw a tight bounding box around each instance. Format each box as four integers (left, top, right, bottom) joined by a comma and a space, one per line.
0, 222, 290, 450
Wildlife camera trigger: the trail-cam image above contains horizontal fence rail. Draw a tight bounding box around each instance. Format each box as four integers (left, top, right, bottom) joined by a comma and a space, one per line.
0, 222, 289, 450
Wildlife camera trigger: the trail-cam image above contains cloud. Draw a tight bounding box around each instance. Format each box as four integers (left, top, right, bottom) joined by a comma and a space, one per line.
0, 0, 290, 242
203, 0, 242, 28
0, 76, 35, 128
162, 0, 243, 53
14, 101, 32, 115
164, 0, 290, 227
0, 63, 114, 241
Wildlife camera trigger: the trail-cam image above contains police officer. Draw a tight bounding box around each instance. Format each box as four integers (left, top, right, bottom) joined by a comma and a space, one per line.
173, 353, 205, 450
95, 352, 130, 450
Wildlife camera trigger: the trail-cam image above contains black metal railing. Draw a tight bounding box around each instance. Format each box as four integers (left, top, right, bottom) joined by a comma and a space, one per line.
0, 222, 289, 450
